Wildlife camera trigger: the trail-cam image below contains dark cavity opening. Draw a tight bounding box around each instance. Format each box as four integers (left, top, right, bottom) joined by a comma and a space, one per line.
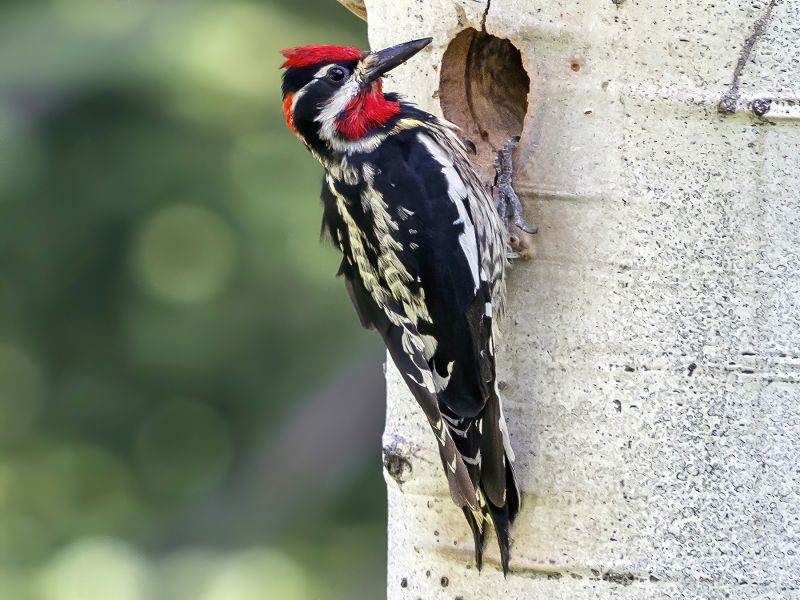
439, 29, 530, 178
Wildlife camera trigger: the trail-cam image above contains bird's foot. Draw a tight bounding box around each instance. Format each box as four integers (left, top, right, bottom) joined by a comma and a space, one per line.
494, 136, 536, 259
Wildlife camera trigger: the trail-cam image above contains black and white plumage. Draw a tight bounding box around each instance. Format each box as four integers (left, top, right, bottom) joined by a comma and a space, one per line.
280, 38, 520, 573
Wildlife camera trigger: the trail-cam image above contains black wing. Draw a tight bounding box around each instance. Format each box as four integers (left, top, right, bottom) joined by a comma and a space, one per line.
370, 127, 520, 572
320, 174, 480, 513
321, 122, 520, 573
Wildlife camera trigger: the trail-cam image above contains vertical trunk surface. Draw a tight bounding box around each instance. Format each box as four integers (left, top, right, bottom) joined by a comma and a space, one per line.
369, 0, 800, 597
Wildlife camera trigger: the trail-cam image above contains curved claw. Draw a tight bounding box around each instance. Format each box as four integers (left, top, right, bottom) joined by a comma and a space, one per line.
514, 218, 538, 235
494, 136, 537, 251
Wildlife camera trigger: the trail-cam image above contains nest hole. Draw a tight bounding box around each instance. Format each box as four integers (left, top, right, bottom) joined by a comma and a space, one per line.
439, 29, 530, 177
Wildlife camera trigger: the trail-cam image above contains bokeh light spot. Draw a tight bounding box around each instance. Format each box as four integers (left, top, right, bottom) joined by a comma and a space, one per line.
134, 399, 232, 503
11, 443, 142, 541
228, 133, 346, 284
169, 3, 284, 99
38, 538, 151, 600
200, 549, 308, 600
158, 549, 224, 600
133, 204, 238, 304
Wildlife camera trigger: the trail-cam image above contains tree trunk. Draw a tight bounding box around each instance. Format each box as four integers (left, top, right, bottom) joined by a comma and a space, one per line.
365, 0, 800, 597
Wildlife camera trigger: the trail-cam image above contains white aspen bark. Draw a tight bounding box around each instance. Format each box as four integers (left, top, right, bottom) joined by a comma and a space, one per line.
366, 0, 800, 598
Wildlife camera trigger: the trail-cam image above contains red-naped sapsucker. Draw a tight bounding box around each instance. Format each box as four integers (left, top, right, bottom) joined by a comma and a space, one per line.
280, 38, 532, 574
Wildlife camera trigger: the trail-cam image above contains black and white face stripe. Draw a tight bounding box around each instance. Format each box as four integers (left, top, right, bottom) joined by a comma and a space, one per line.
292, 63, 348, 110
315, 70, 364, 142
281, 59, 358, 97
282, 59, 360, 146
284, 58, 398, 156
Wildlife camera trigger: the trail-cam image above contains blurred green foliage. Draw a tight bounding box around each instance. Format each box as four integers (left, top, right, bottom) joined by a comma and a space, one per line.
0, 1, 385, 598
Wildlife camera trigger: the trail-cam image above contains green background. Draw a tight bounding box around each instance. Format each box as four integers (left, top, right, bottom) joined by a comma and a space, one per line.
0, 1, 386, 598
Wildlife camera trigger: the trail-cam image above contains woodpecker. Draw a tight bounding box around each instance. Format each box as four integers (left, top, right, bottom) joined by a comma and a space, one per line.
280, 38, 527, 574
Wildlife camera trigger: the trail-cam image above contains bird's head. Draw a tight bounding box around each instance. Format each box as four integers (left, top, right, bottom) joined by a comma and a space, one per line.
280, 38, 432, 149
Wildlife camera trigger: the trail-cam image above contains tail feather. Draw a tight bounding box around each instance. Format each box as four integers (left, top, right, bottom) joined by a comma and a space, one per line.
504, 453, 521, 524
483, 456, 519, 576
485, 498, 512, 576
461, 507, 487, 570
479, 392, 508, 508
447, 391, 520, 575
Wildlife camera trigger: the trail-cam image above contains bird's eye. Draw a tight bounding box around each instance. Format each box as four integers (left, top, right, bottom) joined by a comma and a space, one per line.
328, 67, 347, 82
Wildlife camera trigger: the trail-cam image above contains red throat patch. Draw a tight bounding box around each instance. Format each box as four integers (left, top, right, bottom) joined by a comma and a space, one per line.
280, 45, 363, 68
283, 93, 297, 134
336, 81, 401, 140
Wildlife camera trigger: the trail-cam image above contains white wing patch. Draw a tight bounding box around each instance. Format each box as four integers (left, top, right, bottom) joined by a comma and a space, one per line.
496, 386, 516, 462
462, 451, 482, 466
441, 412, 471, 438
412, 122, 507, 313
431, 360, 454, 392
420, 334, 438, 360
327, 175, 437, 395
417, 133, 480, 293
397, 206, 415, 220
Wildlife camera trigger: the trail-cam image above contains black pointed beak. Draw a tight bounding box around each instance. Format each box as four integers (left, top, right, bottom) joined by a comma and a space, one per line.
363, 37, 433, 84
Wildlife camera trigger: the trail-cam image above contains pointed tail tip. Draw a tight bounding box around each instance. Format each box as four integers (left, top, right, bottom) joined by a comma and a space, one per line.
474, 534, 484, 572
470, 526, 510, 577
461, 507, 486, 572
485, 499, 513, 577
501, 551, 510, 578
499, 540, 511, 578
